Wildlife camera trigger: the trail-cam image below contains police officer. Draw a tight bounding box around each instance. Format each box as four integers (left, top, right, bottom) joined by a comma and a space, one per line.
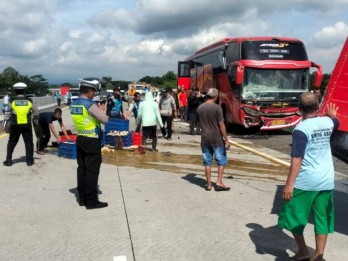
3, 82, 35, 166
70, 81, 109, 209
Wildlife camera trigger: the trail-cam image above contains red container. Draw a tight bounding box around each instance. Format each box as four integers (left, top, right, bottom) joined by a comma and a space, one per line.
131, 132, 142, 146
60, 134, 77, 142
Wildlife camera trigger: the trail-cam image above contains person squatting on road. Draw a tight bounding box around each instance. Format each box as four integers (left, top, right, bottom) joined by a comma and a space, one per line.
136, 92, 163, 152
159, 88, 176, 140
278, 92, 339, 261
3, 82, 36, 167
196, 87, 231, 191
126, 91, 142, 132
70, 81, 109, 209
33, 108, 69, 155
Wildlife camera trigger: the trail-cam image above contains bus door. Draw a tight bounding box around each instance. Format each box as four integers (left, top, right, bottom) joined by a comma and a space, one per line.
177, 61, 191, 90
226, 62, 245, 125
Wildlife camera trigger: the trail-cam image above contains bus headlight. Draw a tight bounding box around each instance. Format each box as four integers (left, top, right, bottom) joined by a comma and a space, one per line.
243, 107, 262, 116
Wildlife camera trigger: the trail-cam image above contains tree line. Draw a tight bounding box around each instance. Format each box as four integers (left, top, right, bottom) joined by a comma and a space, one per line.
0, 67, 51, 96
0, 67, 178, 95
0, 66, 331, 96
100, 71, 177, 91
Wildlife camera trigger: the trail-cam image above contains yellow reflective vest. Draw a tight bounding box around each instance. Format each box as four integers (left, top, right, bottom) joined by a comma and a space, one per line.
70, 98, 100, 138
11, 97, 33, 124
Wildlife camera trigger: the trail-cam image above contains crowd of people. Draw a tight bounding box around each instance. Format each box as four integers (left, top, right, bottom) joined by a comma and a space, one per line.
1, 81, 340, 260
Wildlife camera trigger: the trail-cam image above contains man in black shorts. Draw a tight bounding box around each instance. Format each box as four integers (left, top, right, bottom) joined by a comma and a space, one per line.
33, 108, 69, 154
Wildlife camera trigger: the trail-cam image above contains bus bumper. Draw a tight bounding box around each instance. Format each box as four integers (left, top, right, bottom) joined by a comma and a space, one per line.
260, 115, 302, 131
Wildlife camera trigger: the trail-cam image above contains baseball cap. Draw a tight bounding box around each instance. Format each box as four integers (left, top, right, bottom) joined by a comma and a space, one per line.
206, 88, 218, 97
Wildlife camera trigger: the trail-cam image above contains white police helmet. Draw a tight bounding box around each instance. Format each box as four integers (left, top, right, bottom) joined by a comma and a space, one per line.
13, 82, 27, 89
79, 79, 99, 91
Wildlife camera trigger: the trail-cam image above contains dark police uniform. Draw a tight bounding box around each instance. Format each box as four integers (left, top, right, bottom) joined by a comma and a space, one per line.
34, 112, 62, 152
3, 83, 34, 166
70, 94, 108, 209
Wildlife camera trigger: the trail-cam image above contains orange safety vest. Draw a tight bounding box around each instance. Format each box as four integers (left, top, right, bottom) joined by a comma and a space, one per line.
129, 89, 136, 96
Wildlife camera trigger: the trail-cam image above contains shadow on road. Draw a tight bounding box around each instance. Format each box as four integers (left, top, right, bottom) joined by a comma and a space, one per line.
181, 173, 206, 189
246, 223, 313, 260
272, 184, 348, 236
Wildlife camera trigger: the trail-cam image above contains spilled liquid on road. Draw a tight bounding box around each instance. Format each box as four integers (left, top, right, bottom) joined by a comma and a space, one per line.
102, 142, 289, 182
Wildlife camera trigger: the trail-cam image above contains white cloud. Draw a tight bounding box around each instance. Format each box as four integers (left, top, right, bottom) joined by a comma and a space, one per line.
86, 33, 106, 45
306, 22, 348, 72
59, 41, 74, 53
69, 30, 83, 39
0, 0, 348, 83
23, 39, 48, 55
313, 22, 348, 48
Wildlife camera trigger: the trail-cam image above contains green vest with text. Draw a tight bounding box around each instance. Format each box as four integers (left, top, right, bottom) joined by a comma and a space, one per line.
70, 98, 100, 138
11, 98, 33, 124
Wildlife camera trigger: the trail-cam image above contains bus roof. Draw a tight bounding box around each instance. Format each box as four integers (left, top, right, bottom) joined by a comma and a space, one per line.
192, 36, 302, 56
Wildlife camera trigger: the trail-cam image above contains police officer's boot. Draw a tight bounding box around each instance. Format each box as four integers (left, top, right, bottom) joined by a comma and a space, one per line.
3, 157, 12, 166
26, 159, 34, 166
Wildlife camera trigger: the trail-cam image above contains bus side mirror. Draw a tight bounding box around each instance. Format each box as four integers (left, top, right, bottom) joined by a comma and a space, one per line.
236, 66, 244, 85
311, 62, 323, 88
313, 70, 323, 88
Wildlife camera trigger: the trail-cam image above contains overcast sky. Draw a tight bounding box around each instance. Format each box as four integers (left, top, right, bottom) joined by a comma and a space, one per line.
1, 0, 348, 84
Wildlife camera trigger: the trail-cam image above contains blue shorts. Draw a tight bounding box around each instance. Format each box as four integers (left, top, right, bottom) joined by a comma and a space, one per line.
201, 145, 227, 166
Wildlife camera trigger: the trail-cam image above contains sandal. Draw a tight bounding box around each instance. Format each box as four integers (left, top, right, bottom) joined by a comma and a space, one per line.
289, 256, 310, 261
215, 185, 230, 191
204, 185, 212, 191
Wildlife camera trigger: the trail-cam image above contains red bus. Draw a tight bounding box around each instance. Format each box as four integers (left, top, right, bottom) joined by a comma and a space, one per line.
319, 36, 348, 162
177, 37, 323, 131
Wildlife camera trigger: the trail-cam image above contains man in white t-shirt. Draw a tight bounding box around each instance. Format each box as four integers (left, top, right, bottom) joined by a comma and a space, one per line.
278, 92, 339, 261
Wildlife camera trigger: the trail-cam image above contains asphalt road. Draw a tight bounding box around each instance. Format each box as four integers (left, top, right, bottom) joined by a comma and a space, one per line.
231, 129, 348, 176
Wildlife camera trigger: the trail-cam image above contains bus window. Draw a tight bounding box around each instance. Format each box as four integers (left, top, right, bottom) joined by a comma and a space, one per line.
178, 62, 190, 77
225, 42, 240, 63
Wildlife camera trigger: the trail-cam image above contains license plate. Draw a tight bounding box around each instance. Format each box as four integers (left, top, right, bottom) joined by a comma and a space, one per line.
271, 120, 286, 126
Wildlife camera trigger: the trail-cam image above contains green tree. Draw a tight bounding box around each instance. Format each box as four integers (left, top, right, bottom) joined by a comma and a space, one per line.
0, 67, 22, 93
139, 71, 176, 90
160, 80, 177, 90
28, 75, 50, 96
139, 76, 154, 84
101, 76, 113, 91
105, 82, 113, 91
112, 80, 130, 91
162, 71, 176, 81
310, 72, 331, 96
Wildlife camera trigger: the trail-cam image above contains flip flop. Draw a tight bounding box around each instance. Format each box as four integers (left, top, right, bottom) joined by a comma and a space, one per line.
289, 257, 310, 261
204, 185, 212, 191
215, 185, 230, 191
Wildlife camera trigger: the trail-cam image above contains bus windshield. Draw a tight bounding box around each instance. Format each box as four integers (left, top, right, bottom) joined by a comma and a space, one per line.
242, 68, 309, 100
